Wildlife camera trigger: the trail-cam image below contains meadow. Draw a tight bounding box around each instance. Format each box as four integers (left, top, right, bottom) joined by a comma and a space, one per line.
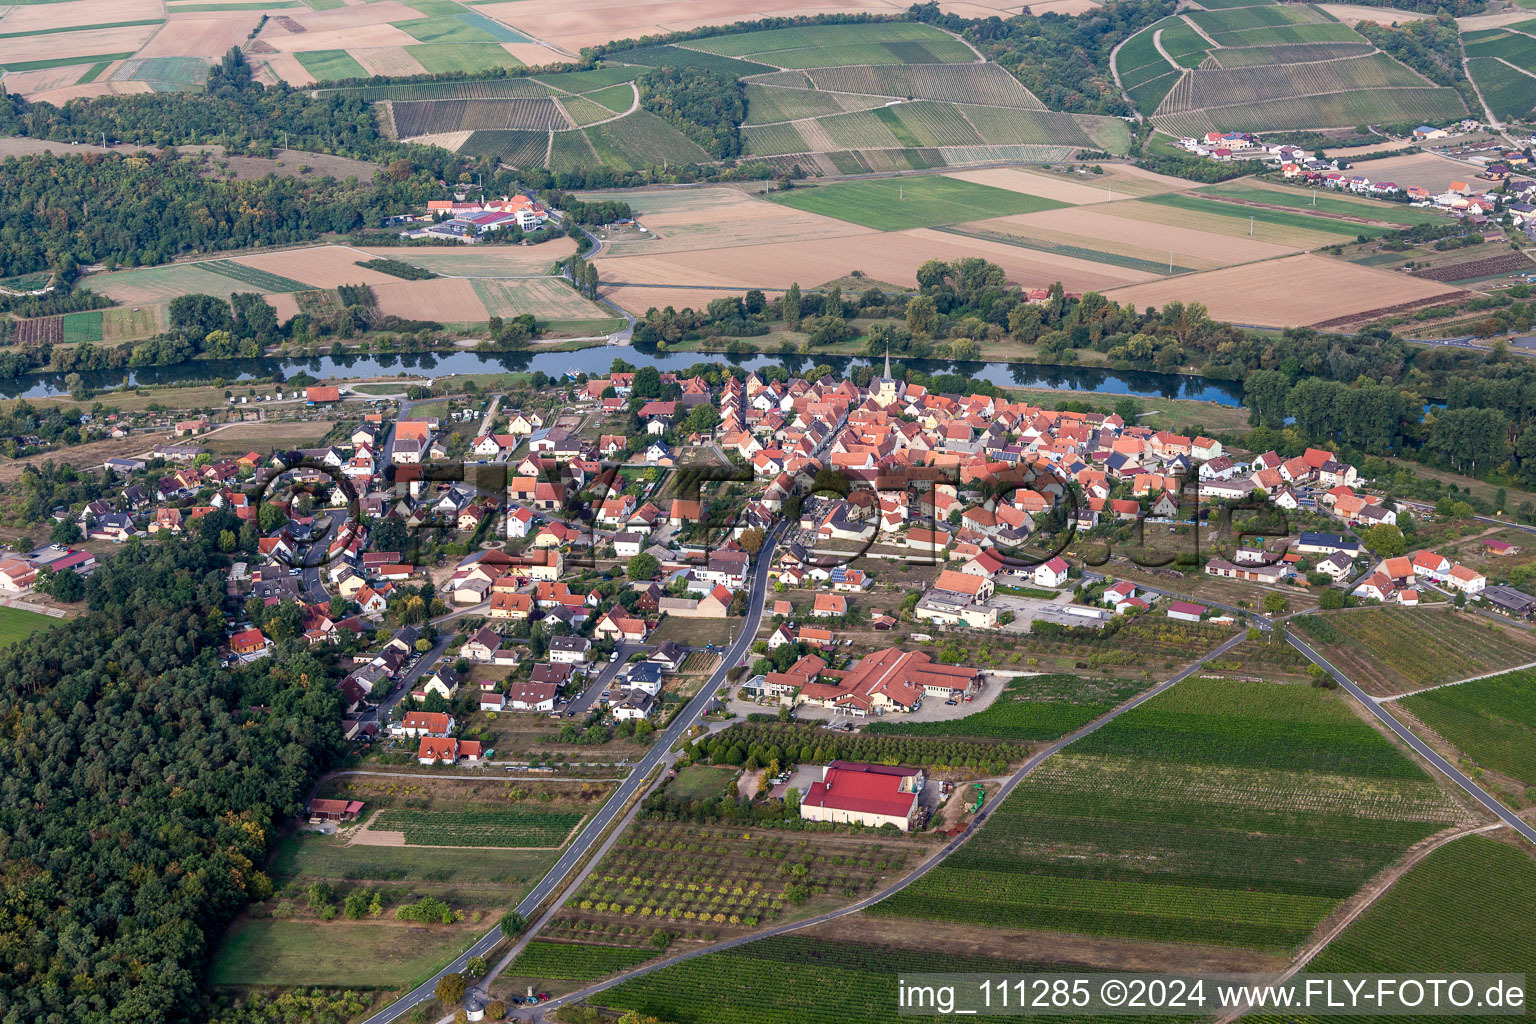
869, 678, 1467, 951
209, 918, 477, 988
1293, 608, 1536, 696
771, 175, 1067, 231
0, 606, 57, 646
507, 941, 657, 982
1400, 667, 1536, 783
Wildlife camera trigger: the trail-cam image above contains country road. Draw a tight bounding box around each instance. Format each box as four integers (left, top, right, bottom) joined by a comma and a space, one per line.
358, 525, 783, 1024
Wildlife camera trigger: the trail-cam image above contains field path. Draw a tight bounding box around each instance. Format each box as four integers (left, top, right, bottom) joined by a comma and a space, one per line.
1107, 33, 1141, 116
1181, 13, 1220, 48
1152, 29, 1183, 71
1216, 821, 1506, 1023
510, 627, 1254, 1024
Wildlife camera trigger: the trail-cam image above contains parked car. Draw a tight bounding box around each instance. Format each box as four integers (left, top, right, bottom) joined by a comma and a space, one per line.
944, 699, 957, 706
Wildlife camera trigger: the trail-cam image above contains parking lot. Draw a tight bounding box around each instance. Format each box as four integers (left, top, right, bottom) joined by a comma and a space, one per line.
986, 592, 1111, 633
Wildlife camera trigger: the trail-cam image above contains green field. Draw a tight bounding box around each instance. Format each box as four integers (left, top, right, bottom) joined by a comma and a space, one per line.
868, 674, 1146, 741
772, 175, 1066, 230
1, 52, 135, 73
584, 109, 710, 171
406, 44, 523, 75
75, 61, 110, 84
611, 43, 774, 78
1401, 668, 1536, 783
371, 807, 583, 847
666, 764, 737, 802
1247, 836, 1536, 1024
0, 606, 56, 646
60, 310, 103, 344
1467, 57, 1536, 121
1197, 182, 1450, 225
870, 678, 1465, 951
1142, 193, 1393, 238
101, 306, 159, 341
208, 918, 474, 988
585, 83, 635, 113
685, 23, 975, 67
537, 66, 643, 91
294, 49, 369, 82
597, 934, 1176, 1024
509, 941, 658, 982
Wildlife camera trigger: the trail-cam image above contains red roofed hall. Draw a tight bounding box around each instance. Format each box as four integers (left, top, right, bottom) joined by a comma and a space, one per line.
800, 760, 925, 831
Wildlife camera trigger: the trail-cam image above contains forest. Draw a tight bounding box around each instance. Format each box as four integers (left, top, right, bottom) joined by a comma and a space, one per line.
0, 530, 343, 1024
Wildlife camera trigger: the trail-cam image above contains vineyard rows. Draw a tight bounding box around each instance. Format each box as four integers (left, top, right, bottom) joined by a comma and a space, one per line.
509, 941, 656, 981
709, 721, 1030, 769
1293, 607, 1536, 695
459, 130, 550, 168
869, 678, 1458, 951
371, 808, 582, 847
1154, 86, 1465, 132
1401, 666, 1536, 782
327, 78, 555, 101
743, 84, 871, 124
805, 63, 1045, 109
202, 259, 309, 293
391, 98, 570, 137
1210, 41, 1375, 67
1156, 53, 1428, 115
1467, 56, 1536, 121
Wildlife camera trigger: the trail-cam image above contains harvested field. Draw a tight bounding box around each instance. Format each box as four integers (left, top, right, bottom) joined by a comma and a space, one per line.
353, 46, 428, 77
136, 15, 260, 58
371, 277, 489, 322
1099, 197, 1354, 249
468, 0, 910, 54
88, 263, 279, 305
596, 226, 1156, 307
261, 53, 314, 86
101, 305, 159, 341
0, 23, 160, 65
580, 186, 871, 257
1314, 2, 1428, 23
1103, 253, 1462, 328
970, 205, 1300, 271
204, 419, 333, 455
233, 246, 403, 289
0, 0, 162, 34
352, 240, 575, 275
1346, 151, 1491, 195
268, 292, 302, 322
265, 22, 420, 53
26, 80, 152, 104
1410, 251, 1533, 282
0, 431, 176, 483
0, 64, 101, 96
945, 165, 1186, 204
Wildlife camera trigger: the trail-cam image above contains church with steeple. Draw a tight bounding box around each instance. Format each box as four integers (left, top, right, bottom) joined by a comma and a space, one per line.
871, 342, 905, 409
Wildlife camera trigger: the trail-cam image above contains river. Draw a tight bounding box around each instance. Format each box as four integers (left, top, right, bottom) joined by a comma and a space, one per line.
6, 346, 1245, 406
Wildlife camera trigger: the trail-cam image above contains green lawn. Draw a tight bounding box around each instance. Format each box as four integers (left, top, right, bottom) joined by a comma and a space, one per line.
61, 310, 104, 344
771, 175, 1067, 230
0, 606, 56, 646
667, 764, 737, 802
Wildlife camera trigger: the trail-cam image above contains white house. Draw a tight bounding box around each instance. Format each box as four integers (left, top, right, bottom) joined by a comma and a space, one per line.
1033, 556, 1069, 588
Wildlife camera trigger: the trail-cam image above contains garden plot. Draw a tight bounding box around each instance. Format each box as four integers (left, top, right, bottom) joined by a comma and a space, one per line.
872, 677, 1470, 952
1103, 253, 1461, 327
1294, 607, 1536, 697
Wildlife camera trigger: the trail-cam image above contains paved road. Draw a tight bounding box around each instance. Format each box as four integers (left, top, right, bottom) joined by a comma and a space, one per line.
522, 627, 1253, 1021
364, 635, 452, 729
358, 526, 783, 1024
1286, 631, 1536, 846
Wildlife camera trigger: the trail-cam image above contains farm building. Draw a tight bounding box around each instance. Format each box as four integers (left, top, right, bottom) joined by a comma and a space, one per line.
800, 761, 925, 832
1167, 601, 1207, 622
306, 798, 364, 823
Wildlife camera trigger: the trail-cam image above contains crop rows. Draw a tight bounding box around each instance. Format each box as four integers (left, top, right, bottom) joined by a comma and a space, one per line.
459, 129, 550, 168
1156, 53, 1429, 115
687, 22, 959, 58
1294, 608, 1536, 695
959, 105, 1094, 147
1200, 20, 1363, 48
870, 678, 1459, 952
202, 259, 309, 293
1188, 1, 1326, 34
1410, 250, 1534, 282
741, 121, 813, 156
14, 316, 62, 346
598, 934, 1171, 1024
1210, 42, 1376, 67
586, 109, 710, 172
1156, 86, 1465, 132
870, 674, 1148, 741
1401, 667, 1536, 782
1464, 28, 1536, 68
372, 808, 582, 847
744, 84, 865, 124
765, 40, 978, 69
709, 721, 1030, 769
333, 78, 555, 102
805, 63, 1044, 108
885, 101, 984, 147
509, 941, 656, 981
1468, 57, 1536, 121
391, 98, 569, 137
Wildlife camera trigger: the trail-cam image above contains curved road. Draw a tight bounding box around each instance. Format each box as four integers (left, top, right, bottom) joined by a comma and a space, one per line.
358, 525, 784, 1024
